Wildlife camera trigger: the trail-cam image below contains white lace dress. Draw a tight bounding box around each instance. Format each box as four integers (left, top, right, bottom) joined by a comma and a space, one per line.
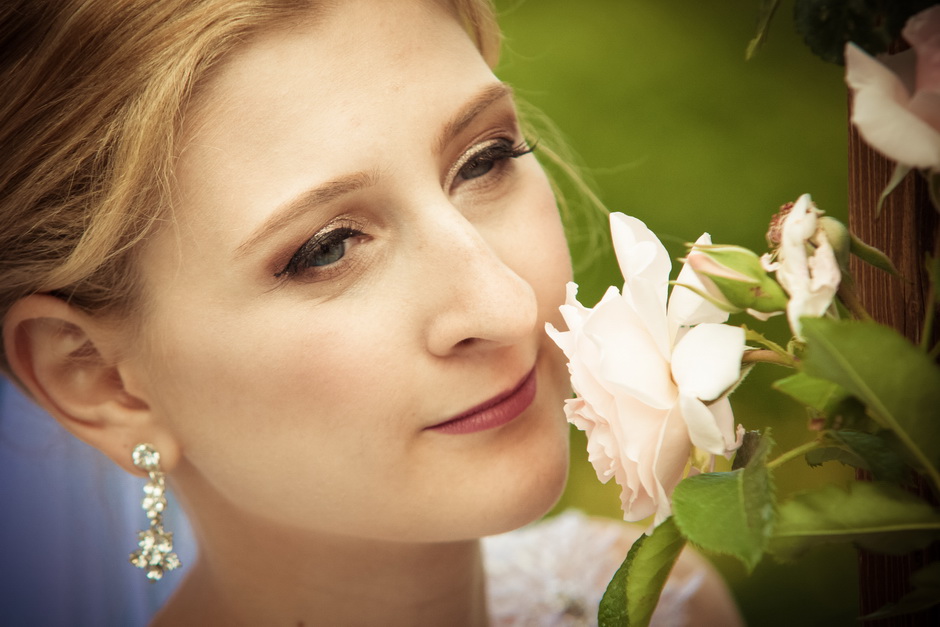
483, 510, 702, 626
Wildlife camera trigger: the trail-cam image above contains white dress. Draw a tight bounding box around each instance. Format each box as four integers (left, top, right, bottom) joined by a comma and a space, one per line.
484, 510, 702, 626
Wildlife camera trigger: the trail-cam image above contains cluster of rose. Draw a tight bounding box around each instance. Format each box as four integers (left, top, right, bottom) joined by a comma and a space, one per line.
547, 6, 940, 625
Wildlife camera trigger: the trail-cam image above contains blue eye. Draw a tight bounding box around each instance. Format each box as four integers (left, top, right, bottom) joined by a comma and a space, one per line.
275, 226, 363, 278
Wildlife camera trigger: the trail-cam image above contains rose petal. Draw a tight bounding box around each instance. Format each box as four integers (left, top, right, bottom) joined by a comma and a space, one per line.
880, 48, 917, 94
649, 404, 691, 524
564, 398, 618, 483
708, 396, 742, 456
671, 323, 745, 401
904, 6, 940, 94
624, 276, 671, 359
610, 212, 671, 305
668, 233, 730, 338
584, 293, 676, 409
678, 393, 727, 455
846, 43, 940, 168
808, 236, 841, 296
909, 89, 940, 134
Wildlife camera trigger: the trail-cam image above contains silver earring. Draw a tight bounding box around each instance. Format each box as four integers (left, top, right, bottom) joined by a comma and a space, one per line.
129, 443, 181, 581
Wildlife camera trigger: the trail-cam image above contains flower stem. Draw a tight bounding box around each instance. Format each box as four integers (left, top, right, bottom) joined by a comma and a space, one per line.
767, 439, 821, 470
837, 282, 873, 322
920, 233, 939, 352
742, 348, 796, 368
922, 269, 937, 353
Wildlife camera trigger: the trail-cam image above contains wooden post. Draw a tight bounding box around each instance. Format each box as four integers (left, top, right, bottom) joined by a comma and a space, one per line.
847, 99, 940, 625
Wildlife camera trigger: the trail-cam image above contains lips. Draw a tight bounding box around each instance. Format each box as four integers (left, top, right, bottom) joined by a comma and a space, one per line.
425, 367, 538, 435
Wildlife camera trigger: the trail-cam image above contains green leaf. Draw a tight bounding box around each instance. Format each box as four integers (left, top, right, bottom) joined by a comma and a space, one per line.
773, 372, 848, 414
849, 232, 899, 276
598, 517, 686, 627
813, 430, 909, 483
805, 446, 867, 470
792, 0, 926, 65
801, 319, 940, 491
770, 482, 940, 560
929, 254, 940, 308
731, 430, 764, 471
746, 0, 782, 60
673, 432, 776, 571
876, 163, 913, 216
862, 562, 940, 620
929, 172, 940, 214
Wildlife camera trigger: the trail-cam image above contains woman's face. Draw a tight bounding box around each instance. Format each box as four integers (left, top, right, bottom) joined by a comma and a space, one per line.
127, 0, 573, 542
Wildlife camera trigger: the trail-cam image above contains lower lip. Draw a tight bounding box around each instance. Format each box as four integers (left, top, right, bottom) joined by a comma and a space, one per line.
426, 367, 538, 435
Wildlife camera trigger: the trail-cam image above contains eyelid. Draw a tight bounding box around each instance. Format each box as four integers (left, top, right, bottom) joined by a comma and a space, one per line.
274, 217, 367, 281
443, 137, 530, 191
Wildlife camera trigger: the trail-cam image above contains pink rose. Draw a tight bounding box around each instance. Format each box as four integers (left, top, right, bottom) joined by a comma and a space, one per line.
547, 214, 745, 525
845, 6, 940, 171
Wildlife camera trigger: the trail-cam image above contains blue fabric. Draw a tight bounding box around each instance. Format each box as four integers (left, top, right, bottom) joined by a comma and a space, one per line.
0, 380, 194, 626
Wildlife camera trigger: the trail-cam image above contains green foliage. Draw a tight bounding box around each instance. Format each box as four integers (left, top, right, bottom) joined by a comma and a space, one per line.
773, 371, 848, 414
599, 518, 686, 627
806, 430, 909, 483
862, 562, 940, 619
792, 0, 935, 64
849, 231, 900, 275
801, 318, 940, 490
746, 0, 783, 59
673, 432, 776, 571
692, 244, 790, 313
876, 163, 913, 217
770, 482, 940, 560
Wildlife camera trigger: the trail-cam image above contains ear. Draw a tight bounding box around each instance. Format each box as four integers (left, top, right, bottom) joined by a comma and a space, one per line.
3, 294, 180, 475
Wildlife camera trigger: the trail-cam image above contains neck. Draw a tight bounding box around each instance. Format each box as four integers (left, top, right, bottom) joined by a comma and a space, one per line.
154, 469, 488, 626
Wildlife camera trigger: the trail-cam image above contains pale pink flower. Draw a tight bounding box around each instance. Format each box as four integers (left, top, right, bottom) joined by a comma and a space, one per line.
546, 213, 745, 525
760, 194, 841, 338
845, 6, 940, 171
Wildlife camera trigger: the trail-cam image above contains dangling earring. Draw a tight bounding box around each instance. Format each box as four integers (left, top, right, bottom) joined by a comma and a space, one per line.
129, 443, 181, 581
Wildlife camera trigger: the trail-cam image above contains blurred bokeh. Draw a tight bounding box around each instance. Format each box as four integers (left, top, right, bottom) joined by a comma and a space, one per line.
493, 1, 858, 624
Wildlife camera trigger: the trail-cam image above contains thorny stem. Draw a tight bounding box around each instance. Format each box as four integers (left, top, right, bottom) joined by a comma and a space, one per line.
742, 348, 797, 368
767, 439, 822, 470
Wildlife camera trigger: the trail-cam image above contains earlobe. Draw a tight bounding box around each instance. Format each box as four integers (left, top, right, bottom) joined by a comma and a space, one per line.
3, 294, 179, 474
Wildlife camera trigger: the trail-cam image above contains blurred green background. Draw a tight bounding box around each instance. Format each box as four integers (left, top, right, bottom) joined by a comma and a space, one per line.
493, 1, 858, 624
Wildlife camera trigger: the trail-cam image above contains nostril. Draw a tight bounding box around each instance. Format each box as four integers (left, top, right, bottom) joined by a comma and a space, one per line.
455, 337, 478, 349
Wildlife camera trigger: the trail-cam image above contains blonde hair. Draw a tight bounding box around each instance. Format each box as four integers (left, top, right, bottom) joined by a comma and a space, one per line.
0, 0, 500, 378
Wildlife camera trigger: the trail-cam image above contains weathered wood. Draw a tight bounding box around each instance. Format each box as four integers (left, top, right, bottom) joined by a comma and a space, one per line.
847, 100, 940, 626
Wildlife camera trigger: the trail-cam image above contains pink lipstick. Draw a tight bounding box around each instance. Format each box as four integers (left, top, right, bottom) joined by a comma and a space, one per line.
426, 367, 537, 435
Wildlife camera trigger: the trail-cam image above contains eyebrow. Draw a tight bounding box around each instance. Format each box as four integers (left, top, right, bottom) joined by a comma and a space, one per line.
435, 82, 514, 155
236, 82, 515, 258
235, 170, 377, 258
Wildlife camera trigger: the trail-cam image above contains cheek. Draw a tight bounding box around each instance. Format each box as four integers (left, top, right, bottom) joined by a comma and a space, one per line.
509, 165, 572, 322
137, 301, 406, 451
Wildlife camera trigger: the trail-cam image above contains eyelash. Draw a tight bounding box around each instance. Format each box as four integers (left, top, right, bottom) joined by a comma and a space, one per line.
274, 136, 535, 281
447, 137, 534, 190
275, 223, 365, 279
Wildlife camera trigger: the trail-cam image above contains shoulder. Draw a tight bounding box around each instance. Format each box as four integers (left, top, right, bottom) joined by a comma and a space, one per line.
482, 510, 742, 626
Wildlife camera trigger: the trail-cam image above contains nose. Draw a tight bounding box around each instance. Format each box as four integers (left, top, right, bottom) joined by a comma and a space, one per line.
420, 213, 538, 357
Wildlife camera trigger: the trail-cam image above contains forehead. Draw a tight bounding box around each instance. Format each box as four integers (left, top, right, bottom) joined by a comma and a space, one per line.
171, 0, 492, 234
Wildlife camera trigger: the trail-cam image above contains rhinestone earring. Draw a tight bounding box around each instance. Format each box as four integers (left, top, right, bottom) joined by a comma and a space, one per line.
129, 443, 181, 581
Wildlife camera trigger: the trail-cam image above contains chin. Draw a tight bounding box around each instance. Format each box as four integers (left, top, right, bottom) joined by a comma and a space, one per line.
495, 443, 570, 535
473, 398, 572, 539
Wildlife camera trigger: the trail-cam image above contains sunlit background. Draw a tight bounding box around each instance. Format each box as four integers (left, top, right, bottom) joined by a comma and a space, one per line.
493, 1, 858, 624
